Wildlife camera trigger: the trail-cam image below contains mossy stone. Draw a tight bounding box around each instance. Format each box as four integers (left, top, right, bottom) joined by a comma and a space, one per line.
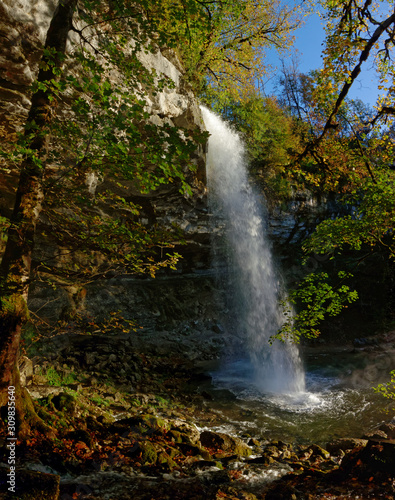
51, 392, 77, 414
200, 430, 251, 458
310, 444, 331, 460
264, 445, 281, 458
167, 445, 182, 459
170, 420, 201, 444
140, 441, 158, 465
169, 430, 183, 443
233, 441, 252, 458
0, 469, 60, 499
137, 414, 171, 434
157, 451, 177, 470
178, 442, 212, 460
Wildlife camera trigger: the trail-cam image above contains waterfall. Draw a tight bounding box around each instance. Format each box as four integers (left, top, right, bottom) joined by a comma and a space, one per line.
201, 106, 305, 394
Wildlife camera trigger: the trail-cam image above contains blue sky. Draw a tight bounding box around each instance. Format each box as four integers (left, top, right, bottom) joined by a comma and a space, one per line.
266, 11, 380, 107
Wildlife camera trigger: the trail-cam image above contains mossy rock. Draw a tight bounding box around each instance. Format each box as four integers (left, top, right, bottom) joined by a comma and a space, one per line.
281, 449, 296, 460
50, 392, 77, 414
263, 445, 281, 458
166, 445, 182, 459
170, 419, 200, 444
0, 469, 59, 499
269, 440, 291, 451
200, 431, 251, 458
140, 414, 170, 432
309, 444, 331, 460
115, 414, 170, 436
247, 438, 262, 448
178, 442, 212, 460
140, 441, 158, 465
168, 430, 183, 443
157, 451, 177, 470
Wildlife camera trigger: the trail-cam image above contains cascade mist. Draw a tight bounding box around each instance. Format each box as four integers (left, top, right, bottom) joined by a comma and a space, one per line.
202, 107, 305, 394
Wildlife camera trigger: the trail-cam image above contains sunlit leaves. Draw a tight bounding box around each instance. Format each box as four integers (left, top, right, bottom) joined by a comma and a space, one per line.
40, 186, 183, 280
219, 94, 301, 202
374, 370, 395, 400
0, 0, 212, 283
275, 271, 359, 342
305, 171, 395, 258
152, 0, 303, 103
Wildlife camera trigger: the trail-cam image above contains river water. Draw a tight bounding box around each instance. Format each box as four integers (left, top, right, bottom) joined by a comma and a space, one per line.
201, 106, 394, 446
205, 347, 394, 446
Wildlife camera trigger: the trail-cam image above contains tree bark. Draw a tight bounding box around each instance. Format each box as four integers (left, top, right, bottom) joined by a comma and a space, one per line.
0, 0, 77, 438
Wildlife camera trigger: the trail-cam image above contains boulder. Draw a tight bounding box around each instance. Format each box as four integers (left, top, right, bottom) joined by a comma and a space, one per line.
0, 468, 60, 499
359, 440, 395, 475
19, 356, 33, 386
309, 443, 331, 460
326, 438, 368, 455
339, 439, 395, 478
200, 430, 251, 458
139, 441, 158, 465
378, 422, 395, 439
170, 419, 200, 444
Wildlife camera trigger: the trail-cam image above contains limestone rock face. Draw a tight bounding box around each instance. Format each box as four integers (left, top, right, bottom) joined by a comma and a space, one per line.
0, 0, 212, 328
0, 0, 57, 219
0, 0, 57, 135
0, 1, 205, 137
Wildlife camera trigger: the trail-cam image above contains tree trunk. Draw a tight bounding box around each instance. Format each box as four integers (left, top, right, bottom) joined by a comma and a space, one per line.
0, 0, 77, 438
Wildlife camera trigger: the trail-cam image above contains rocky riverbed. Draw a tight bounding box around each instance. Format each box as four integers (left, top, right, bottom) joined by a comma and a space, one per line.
1, 327, 395, 499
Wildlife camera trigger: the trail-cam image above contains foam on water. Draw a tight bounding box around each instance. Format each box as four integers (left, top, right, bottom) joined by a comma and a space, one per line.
210, 357, 325, 411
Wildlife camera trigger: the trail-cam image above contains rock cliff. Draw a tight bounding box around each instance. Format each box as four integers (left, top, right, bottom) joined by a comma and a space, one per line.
0, 0, 217, 333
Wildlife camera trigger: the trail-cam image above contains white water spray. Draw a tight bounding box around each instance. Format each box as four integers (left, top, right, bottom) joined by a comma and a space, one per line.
202, 107, 305, 394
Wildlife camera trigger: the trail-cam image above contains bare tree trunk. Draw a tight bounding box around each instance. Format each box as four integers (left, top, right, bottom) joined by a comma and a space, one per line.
0, 0, 77, 438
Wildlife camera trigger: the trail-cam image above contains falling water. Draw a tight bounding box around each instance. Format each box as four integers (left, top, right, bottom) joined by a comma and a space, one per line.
201, 107, 305, 394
